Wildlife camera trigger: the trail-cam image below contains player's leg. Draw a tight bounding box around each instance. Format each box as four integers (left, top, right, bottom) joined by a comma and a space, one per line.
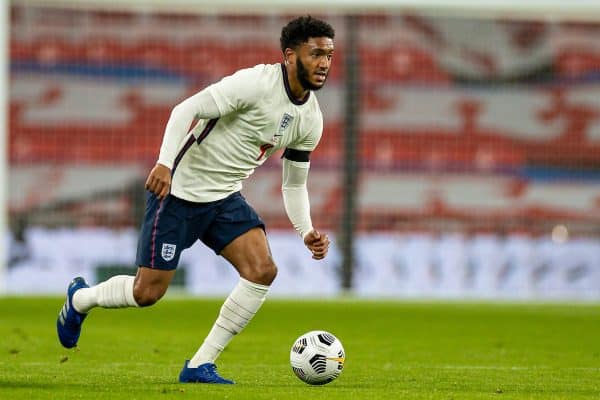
191, 227, 276, 362
57, 193, 190, 348
180, 228, 275, 384
180, 193, 274, 384
57, 267, 175, 348
73, 267, 176, 311
221, 226, 278, 284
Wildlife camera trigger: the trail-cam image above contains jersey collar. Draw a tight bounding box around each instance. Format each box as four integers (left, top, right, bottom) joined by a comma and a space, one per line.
281, 63, 310, 106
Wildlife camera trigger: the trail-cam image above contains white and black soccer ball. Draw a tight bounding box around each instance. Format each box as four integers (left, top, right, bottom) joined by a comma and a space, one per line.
289, 330, 345, 385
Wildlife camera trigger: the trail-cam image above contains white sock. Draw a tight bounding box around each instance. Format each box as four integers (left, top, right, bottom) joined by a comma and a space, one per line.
72, 275, 139, 313
188, 278, 269, 367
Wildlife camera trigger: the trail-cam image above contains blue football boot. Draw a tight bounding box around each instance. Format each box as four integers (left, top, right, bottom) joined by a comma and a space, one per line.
56, 277, 89, 348
178, 360, 234, 384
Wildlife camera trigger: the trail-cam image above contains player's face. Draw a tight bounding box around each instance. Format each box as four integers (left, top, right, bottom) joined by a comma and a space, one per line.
295, 37, 334, 91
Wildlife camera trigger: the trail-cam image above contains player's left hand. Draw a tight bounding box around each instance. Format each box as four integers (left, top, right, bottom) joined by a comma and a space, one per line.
303, 229, 330, 260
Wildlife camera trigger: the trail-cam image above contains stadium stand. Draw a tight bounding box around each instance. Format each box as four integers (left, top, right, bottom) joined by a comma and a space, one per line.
9, 6, 600, 232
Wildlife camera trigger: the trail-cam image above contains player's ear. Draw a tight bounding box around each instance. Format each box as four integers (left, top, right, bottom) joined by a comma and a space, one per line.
284, 48, 296, 65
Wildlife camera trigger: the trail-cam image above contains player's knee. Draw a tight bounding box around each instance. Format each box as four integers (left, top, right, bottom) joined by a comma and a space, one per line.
244, 258, 277, 285
263, 261, 278, 284
133, 284, 166, 307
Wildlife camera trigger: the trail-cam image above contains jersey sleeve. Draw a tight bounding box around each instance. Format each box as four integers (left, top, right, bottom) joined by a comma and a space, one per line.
207, 65, 268, 116
288, 110, 323, 152
157, 90, 221, 169
281, 158, 313, 238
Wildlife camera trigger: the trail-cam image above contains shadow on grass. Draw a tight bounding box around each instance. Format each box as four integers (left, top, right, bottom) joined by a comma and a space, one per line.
0, 379, 60, 389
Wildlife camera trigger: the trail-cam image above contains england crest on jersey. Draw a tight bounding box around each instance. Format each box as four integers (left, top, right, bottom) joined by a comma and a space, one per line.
273, 113, 294, 143
161, 243, 177, 261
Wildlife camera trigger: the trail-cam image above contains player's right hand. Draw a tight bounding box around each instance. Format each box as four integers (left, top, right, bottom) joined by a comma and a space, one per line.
145, 163, 172, 200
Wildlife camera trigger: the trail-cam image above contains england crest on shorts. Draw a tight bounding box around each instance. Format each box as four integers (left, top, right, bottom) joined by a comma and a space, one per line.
161, 243, 177, 262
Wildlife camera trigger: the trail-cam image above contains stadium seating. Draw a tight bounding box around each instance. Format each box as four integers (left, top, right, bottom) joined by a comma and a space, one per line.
9, 6, 600, 231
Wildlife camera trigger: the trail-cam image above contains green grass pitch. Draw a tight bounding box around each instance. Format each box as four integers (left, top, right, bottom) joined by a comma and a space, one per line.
1, 297, 599, 399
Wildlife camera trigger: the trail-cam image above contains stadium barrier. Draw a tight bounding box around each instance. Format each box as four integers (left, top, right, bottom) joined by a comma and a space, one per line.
6, 228, 599, 299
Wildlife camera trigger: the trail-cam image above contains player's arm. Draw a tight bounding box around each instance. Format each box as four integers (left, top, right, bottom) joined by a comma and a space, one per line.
281, 149, 330, 260
147, 67, 266, 199
145, 90, 221, 199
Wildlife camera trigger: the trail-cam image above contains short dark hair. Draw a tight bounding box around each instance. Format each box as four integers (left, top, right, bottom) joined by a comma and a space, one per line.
280, 15, 335, 53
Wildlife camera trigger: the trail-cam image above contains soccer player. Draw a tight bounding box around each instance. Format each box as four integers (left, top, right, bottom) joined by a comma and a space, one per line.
56, 16, 335, 384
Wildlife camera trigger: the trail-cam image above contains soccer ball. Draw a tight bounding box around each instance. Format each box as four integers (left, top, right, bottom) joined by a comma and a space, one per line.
289, 330, 345, 385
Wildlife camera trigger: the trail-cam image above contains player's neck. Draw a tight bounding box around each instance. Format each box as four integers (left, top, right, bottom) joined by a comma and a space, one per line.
289, 81, 309, 101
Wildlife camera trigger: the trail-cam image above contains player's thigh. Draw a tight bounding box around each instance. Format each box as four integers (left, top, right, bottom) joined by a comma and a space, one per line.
220, 227, 277, 284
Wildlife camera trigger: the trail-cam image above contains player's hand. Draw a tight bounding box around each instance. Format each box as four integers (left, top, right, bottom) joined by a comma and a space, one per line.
303, 229, 330, 260
145, 163, 172, 200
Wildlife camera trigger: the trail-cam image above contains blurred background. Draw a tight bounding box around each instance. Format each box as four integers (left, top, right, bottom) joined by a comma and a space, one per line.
3, 1, 599, 299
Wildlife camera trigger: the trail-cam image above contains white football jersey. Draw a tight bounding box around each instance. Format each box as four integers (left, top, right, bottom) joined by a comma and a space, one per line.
170, 63, 323, 203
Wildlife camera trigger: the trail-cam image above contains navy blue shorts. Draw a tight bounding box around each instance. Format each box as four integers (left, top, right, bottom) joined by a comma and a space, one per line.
136, 191, 265, 270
